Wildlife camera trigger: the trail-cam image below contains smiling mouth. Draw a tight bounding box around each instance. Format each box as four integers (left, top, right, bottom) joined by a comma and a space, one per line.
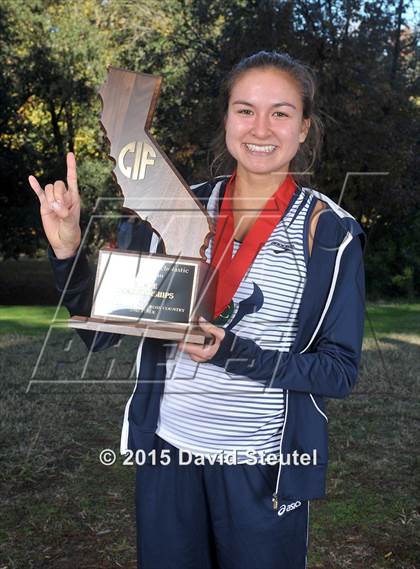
244, 143, 277, 154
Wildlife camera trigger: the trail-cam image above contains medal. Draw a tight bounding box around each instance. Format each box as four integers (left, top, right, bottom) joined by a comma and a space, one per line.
212, 300, 234, 326
210, 172, 297, 320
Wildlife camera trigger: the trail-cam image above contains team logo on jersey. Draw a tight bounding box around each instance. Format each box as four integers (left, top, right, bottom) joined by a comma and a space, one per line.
213, 283, 264, 329
225, 283, 264, 330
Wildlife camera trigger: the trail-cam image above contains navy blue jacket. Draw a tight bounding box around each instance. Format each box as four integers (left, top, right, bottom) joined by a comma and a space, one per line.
49, 177, 366, 504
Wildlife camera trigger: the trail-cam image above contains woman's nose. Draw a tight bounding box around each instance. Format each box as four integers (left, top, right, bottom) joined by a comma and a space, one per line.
250, 114, 271, 138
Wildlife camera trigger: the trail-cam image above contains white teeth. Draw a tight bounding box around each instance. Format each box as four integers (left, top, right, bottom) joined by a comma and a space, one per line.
245, 144, 276, 153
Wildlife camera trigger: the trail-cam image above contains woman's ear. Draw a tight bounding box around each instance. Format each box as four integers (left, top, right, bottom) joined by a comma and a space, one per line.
299, 118, 311, 143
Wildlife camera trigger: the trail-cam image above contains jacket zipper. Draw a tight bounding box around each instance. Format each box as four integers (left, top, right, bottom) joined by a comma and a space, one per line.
272, 231, 353, 510
272, 388, 289, 509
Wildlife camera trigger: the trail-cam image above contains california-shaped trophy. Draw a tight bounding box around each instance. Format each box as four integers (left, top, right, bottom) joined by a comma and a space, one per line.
68, 67, 215, 344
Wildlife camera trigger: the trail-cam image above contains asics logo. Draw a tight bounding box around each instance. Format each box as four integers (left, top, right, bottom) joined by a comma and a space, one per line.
277, 500, 302, 517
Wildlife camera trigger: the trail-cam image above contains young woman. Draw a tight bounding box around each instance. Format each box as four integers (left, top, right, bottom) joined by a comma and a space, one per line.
29, 51, 365, 569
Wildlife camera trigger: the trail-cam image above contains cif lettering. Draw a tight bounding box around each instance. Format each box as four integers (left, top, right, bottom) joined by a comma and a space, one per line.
118, 141, 156, 180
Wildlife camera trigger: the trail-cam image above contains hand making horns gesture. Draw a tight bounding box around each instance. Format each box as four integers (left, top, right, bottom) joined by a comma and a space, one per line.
28, 152, 82, 259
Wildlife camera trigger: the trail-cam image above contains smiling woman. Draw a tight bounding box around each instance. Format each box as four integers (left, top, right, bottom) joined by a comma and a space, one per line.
225, 68, 310, 184
210, 51, 324, 188
155, 52, 365, 569
30, 51, 366, 569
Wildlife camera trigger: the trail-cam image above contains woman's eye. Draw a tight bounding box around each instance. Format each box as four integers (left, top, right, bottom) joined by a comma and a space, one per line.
238, 109, 253, 115
274, 111, 287, 118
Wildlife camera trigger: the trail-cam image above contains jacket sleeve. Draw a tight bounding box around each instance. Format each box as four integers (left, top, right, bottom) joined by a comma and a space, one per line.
49, 246, 121, 352
208, 235, 366, 399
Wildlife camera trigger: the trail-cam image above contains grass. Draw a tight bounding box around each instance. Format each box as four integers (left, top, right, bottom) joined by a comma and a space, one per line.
364, 303, 420, 337
0, 305, 68, 334
0, 305, 419, 568
1, 303, 419, 337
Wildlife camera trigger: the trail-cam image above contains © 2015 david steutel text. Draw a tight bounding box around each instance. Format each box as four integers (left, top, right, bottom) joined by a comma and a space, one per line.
119, 448, 318, 466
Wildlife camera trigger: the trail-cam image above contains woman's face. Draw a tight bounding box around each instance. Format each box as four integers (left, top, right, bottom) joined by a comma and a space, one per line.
225, 67, 310, 178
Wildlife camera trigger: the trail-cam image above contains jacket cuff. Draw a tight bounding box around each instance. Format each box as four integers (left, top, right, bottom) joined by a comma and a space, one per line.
48, 245, 91, 292
208, 329, 287, 386
208, 330, 237, 367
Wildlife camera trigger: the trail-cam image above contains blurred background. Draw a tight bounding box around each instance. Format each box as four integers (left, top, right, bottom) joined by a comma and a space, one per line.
0, 1, 419, 568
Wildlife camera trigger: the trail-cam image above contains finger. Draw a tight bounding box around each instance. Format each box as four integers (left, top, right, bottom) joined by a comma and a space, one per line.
66, 152, 78, 196
178, 342, 203, 357
179, 341, 215, 360
179, 335, 212, 351
198, 316, 216, 332
28, 175, 47, 205
44, 184, 67, 217
53, 180, 68, 206
198, 317, 224, 341
190, 355, 206, 363
44, 184, 55, 208
181, 348, 206, 363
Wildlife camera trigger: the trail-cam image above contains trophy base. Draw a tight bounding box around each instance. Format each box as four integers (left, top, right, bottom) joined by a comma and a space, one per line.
68, 315, 210, 344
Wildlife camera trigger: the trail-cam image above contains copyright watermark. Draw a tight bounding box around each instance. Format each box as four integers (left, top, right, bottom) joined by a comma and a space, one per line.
99, 448, 318, 467
99, 448, 116, 466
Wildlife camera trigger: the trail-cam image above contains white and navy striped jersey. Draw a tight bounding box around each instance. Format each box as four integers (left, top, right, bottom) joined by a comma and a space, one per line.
156, 184, 315, 461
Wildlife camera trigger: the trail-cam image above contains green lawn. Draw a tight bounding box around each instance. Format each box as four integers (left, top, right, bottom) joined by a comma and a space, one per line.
0, 305, 68, 334
1, 302, 419, 337
364, 303, 420, 337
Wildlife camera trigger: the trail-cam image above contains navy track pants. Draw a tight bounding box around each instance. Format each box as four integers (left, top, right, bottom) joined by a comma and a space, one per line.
135, 436, 309, 569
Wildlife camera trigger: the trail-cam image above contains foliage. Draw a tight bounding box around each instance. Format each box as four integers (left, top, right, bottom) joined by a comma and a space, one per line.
0, 0, 419, 298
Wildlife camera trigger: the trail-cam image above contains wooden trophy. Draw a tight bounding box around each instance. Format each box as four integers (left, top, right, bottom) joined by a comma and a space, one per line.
68, 67, 215, 344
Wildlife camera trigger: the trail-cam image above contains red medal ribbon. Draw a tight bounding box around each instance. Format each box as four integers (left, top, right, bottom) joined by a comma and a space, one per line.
210, 171, 297, 319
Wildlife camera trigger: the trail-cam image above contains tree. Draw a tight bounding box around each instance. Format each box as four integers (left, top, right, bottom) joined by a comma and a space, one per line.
0, 0, 419, 298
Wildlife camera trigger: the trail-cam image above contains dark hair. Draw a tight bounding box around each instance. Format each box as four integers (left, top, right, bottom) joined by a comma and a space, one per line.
209, 51, 324, 187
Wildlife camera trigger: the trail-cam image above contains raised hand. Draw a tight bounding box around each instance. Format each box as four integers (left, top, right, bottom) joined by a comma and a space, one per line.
28, 152, 82, 259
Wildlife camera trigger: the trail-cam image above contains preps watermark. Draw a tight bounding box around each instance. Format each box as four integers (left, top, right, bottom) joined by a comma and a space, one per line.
99, 448, 318, 467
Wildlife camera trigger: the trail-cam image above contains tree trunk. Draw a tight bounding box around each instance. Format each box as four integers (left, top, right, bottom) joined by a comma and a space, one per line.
390, 0, 404, 87
48, 99, 65, 159
65, 102, 75, 153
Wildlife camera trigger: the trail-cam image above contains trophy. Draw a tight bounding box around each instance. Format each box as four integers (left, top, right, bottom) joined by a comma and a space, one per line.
68, 67, 215, 344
